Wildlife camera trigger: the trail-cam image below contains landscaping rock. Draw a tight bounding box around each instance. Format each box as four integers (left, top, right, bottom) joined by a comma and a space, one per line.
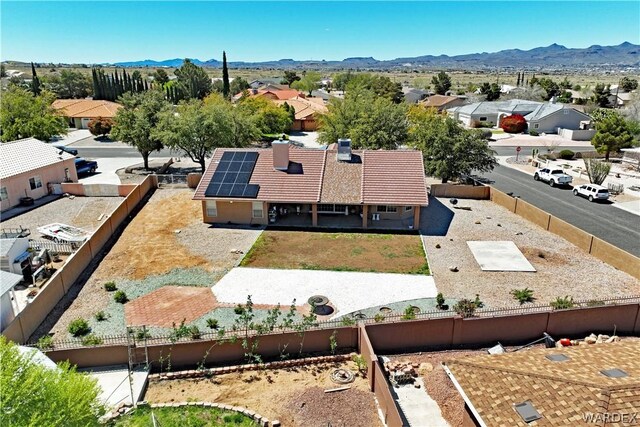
449, 266, 459, 272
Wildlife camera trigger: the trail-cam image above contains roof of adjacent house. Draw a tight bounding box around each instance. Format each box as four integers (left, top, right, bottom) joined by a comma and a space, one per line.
52, 99, 121, 118
0, 238, 18, 258
0, 270, 23, 296
274, 96, 328, 120
421, 95, 462, 108
452, 99, 543, 116
446, 341, 640, 427
525, 103, 591, 121
0, 138, 75, 180
194, 146, 428, 206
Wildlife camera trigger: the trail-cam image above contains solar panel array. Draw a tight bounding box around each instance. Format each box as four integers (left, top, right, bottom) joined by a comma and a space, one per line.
204, 151, 260, 198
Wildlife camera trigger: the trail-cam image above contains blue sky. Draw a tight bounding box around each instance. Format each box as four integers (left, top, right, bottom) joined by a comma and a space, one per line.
2, 1, 639, 63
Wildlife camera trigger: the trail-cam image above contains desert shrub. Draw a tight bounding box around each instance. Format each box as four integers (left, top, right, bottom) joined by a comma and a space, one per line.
188, 326, 201, 340
352, 354, 367, 374
476, 121, 494, 128
453, 299, 477, 318
36, 335, 54, 350
401, 305, 417, 320
113, 290, 128, 304
474, 294, 484, 308
104, 281, 117, 292
436, 292, 446, 309
511, 288, 535, 304
500, 114, 527, 133
586, 299, 605, 307
233, 305, 245, 315
88, 117, 113, 137
206, 318, 219, 329
68, 319, 91, 337
529, 130, 539, 136
340, 316, 356, 326
81, 334, 103, 346
94, 311, 108, 321
583, 158, 611, 185
550, 296, 575, 310
374, 313, 385, 323
135, 329, 151, 340
559, 149, 575, 160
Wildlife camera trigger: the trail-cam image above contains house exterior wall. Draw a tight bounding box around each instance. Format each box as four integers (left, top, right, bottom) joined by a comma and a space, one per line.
72, 117, 92, 129
441, 98, 467, 111
1, 238, 29, 274
1, 291, 16, 331
201, 200, 268, 225
0, 159, 78, 212
529, 110, 590, 133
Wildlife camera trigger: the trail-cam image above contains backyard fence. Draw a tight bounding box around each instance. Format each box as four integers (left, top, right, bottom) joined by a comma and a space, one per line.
29, 239, 75, 255
154, 174, 188, 187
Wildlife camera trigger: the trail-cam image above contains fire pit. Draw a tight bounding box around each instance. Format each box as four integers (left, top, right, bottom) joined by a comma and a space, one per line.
308, 295, 333, 315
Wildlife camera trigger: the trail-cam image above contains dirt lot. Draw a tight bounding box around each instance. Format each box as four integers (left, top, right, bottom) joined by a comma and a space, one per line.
1, 196, 123, 233
145, 360, 382, 427
423, 198, 640, 308
241, 231, 429, 274
43, 188, 262, 338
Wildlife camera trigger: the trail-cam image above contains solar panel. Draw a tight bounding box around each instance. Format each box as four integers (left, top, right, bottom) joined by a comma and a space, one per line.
204, 151, 260, 198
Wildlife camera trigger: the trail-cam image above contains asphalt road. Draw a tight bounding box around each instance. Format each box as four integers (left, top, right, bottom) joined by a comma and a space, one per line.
483, 164, 640, 257
75, 146, 175, 158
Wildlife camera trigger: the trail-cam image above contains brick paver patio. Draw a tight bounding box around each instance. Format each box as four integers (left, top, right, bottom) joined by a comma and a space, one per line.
125, 286, 216, 327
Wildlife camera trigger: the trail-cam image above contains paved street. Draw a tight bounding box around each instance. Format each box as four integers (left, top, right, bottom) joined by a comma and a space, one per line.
483, 164, 640, 257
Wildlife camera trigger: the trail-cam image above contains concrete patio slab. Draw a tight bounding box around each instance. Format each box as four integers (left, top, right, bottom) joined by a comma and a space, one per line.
79, 364, 148, 408
467, 241, 536, 272
394, 378, 450, 427
212, 267, 437, 319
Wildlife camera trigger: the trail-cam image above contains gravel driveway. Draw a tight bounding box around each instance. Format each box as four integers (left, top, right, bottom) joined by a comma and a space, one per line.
421, 197, 640, 308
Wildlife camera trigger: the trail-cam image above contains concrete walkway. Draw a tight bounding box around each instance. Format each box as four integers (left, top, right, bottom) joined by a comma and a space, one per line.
79, 364, 148, 408
78, 158, 140, 185
212, 267, 437, 319
394, 378, 450, 426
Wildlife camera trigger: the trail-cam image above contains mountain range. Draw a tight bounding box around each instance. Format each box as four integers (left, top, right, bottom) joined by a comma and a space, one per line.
110, 42, 639, 70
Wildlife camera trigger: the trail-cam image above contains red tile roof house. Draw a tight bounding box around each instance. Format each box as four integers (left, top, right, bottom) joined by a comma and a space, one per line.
193, 140, 428, 229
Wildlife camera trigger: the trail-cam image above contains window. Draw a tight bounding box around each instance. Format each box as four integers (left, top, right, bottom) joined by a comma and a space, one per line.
376, 205, 398, 213
0, 187, 8, 201
404, 206, 413, 212
252, 202, 263, 218
479, 117, 487, 122
534, 123, 539, 129
318, 204, 345, 213
206, 201, 217, 217
29, 176, 42, 190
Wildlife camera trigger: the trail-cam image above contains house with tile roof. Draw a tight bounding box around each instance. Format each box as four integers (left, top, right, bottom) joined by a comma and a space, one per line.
421, 94, 467, 111
0, 138, 78, 212
193, 140, 428, 229
444, 341, 640, 427
448, 99, 543, 128
274, 96, 328, 131
52, 99, 121, 129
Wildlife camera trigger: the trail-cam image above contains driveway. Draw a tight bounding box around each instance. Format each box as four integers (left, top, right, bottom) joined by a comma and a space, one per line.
289, 131, 323, 149
212, 267, 437, 319
78, 158, 142, 185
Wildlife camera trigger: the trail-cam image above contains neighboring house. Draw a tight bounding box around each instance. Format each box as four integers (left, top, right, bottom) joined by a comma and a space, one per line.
52, 99, 121, 129
612, 91, 634, 108
248, 78, 285, 89
0, 238, 30, 276
233, 88, 304, 102
0, 138, 78, 212
193, 140, 428, 229
402, 87, 430, 104
274, 96, 328, 131
525, 102, 592, 134
421, 94, 467, 111
448, 99, 543, 127
310, 89, 332, 102
445, 341, 640, 427
0, 270, 21, 331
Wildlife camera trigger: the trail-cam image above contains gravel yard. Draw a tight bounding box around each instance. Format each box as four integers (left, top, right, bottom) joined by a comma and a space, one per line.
1, 196, 123, 233
423, 198, 640, 308
39, 188, 262, 339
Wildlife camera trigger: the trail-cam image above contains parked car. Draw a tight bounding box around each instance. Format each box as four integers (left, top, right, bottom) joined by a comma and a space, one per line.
75, 158, 98, 175
533, 167, 573, 187
53, 145, 78, 156
573, 184, 610, 202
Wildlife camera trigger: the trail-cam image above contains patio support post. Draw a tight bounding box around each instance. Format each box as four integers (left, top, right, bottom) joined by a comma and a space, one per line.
311, 203, 318, 226
362, 205, 368, 228
413, 205, 421, 228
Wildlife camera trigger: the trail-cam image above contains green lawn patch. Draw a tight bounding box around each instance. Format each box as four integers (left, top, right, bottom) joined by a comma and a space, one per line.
108, 405, 258, 427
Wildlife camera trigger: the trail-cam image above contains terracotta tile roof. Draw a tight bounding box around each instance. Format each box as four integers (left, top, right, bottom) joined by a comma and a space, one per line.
275, 97, 328, 120
361, 150, 428, 206
446, 341, 640, 426
195, 147, 428, 206
0, 138, 75, 179
320, 151, 363, 204
194, 148, 326, 203
421, 95, 461, 108
52, 99, 121, 118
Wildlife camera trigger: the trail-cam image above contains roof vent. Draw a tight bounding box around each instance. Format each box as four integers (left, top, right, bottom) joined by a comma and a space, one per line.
601, 368, 628, 378
337, 138, 352, 162
545, 354, 570, 362
514, 401, 542, 423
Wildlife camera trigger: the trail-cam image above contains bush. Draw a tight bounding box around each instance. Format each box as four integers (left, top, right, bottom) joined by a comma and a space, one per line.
104, 281, 117, 292
529, 130, 539, 136
401, 305, 417, 320
436, 292, 446, 309
559, 150, 575, 160
68, 318, 91, 337
188, 326, 201, 340
511, 288, 535, 304
550, 296, 575, 310
352, 354, 367, 374
206, 318, 219, 329
94, 311, 108, 321
453, 299, 477, 318
340, 316, 356, 326
113, 290, 128, 304
500, 114, 527, 133
476, 121, 494, 128
81, 334, 103, 346
374, 313, 385, 323
88, 117, 113, 137
36, 335, 54, 350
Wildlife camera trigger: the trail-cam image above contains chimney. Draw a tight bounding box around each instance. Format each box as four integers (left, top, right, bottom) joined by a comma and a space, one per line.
272, 139, 289, 171
337, 138, 352, 162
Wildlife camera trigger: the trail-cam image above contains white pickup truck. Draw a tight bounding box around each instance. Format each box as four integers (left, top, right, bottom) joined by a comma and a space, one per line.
533, 167, 573, 187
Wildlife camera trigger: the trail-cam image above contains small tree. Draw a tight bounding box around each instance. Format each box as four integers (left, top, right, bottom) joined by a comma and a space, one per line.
222, 51, 230, 99
479, 82, 500, 101
620, 77, 638, 92
291, 71, 321, 96
583, 157, 612, 185
431, 71, 452, 95
87, 117, 113, 138
152, 69, 169, 86
591, 83, 612, 108
500, 114, 527, 133
591, 111, 634, 160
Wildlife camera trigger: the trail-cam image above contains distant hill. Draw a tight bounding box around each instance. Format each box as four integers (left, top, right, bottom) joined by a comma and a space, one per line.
108, 42, 639, 70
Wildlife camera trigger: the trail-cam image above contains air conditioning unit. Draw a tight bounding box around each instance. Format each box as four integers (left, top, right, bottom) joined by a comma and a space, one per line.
372, 213, 380, 221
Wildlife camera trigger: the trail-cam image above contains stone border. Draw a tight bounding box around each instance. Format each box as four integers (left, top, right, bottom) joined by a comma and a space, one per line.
149, 353, 354, 381
104, 401, 278, 426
